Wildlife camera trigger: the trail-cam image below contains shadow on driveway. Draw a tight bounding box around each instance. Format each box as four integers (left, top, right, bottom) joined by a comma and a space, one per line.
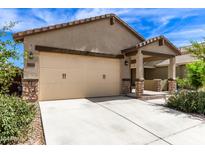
87, 96, 133, 103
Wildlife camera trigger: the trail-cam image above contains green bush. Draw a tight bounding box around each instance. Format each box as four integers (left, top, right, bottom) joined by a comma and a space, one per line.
167, 90, 205, 114
0, 94, 36, 144
176, 78, 193, 90
186, 61, 205, 90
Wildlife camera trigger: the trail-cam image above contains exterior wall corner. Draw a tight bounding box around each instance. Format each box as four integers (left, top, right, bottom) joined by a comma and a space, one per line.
121, 79, 131, 95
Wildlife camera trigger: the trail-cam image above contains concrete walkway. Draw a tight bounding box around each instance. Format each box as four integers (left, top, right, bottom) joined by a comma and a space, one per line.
39, 96, 205, 145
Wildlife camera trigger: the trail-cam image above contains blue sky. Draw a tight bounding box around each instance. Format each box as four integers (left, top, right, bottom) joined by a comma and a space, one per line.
1, 8, 205, 67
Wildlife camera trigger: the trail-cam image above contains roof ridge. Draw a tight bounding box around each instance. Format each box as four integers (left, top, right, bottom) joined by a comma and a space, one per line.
136, 35, 163, 47
122, 35, 181, 55
13, 13, 145, 42
13, 13, 113, 39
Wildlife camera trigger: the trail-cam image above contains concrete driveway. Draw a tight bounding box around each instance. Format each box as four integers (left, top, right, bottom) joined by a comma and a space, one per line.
39, 96, 205, 145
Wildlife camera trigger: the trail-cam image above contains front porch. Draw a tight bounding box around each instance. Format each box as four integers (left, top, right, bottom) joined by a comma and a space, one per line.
121, 36, 181, 98
127, 89, 168, 101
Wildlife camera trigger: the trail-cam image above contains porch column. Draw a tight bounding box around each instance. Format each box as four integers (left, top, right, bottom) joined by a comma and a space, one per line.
168, 57, 176, 94
135, 50, 144, 98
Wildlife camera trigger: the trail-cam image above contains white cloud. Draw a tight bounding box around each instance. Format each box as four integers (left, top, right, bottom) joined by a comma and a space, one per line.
169, 28, 205, 37
165, 25, 205, 46
0, 8, 201, 32
0, 9, 19, 27
158, 15, 175, 25
0, 9, 72, 32
0, 9, 41, 31
30, 9, 70, 25
70, 8, 127, 21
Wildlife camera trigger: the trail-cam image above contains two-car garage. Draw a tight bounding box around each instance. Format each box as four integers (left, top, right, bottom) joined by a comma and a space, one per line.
39, 52, 121, 101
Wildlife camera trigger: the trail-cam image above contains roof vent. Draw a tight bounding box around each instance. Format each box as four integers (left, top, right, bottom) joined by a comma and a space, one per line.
159, 39, 164, 46
110, 17, 115, 25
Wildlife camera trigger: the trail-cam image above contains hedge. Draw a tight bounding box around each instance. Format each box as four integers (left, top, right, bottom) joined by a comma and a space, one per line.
0, 94, 36, 144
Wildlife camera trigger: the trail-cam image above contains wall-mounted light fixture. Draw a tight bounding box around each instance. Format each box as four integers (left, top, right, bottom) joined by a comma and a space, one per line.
28, 51, 34, 60
28, 44, 34, 60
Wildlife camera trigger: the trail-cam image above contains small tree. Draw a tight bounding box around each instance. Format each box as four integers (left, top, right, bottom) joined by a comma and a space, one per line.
188, 40, 205, 62
0, 22, 20, 94
186, 61, 205, 90
187, 40, 205, 90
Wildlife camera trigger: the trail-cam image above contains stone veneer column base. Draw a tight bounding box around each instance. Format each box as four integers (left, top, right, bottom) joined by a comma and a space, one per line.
22, 79, 38, 102
168, 79, 176, 94
121, 79, 131, 95
135, 79, 144, 98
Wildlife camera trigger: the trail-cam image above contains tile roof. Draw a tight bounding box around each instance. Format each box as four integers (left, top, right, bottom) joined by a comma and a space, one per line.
13, 13, 145, 42
122, 35, 181, 55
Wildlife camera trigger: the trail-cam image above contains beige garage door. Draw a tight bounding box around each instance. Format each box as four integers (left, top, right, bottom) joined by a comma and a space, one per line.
39, 52, 121, 101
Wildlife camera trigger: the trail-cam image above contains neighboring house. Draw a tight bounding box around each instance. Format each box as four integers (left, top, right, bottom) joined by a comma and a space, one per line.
13, 14, 181, 102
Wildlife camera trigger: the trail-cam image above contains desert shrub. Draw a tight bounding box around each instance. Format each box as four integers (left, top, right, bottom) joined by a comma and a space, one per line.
0, 22, 21, 94
0, 94, 36, 144
167, 90, 205, 114
176, 78, 193, 90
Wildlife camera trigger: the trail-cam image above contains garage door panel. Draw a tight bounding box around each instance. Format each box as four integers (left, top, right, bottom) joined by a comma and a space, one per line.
65, 69, 86, 83
39, 84, 86, 100
40, 53, 67, 69
39, 52, 120, 101
40, 68, 63, 83
85, 83, 120, 97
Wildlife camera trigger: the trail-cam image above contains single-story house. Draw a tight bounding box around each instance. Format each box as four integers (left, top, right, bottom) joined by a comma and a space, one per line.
13, 13, 181, 102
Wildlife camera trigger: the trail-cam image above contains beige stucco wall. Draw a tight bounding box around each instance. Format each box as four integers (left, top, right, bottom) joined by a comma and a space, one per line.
23, 18, 141, 79
25, 19, 140, 55
120, 56, 131, 80
39, 52, 121, 100
140, 41, 177, 56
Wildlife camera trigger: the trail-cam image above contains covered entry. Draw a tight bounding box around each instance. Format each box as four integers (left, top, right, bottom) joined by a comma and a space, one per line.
121, 36, 181, 98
